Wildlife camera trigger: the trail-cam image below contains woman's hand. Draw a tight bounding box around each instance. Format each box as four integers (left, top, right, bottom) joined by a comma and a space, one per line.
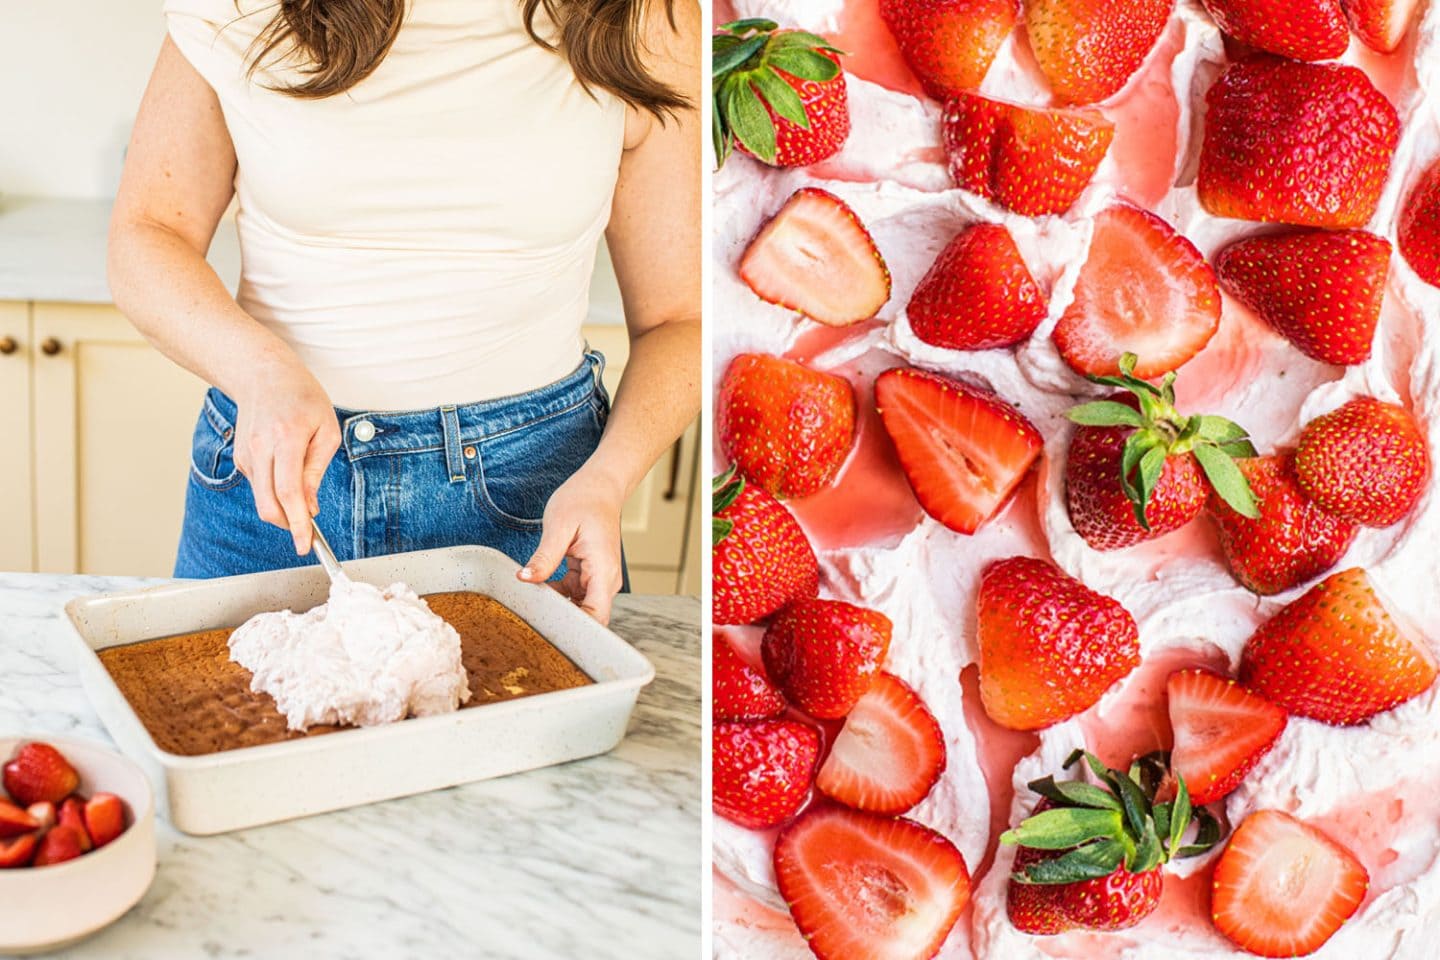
232, 355, 340, 555
520, 466, 627, 624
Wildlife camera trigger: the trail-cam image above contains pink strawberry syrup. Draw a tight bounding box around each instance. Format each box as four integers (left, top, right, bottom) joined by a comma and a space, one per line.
1102, 19, 1185, 210
1079, 644, 1229, 770
825, 0, 927, 99
1350, 32, 1419, 109
960, 665, 1042, 883
1310, 780, 1438, 897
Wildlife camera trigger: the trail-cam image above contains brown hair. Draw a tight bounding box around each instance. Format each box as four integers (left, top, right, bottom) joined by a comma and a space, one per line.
248, 0, 688, 118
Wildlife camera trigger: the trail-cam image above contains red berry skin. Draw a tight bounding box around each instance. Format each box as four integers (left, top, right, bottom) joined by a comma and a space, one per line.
713, 632, 787, 722
1400, 156, 1440, 288
735, 49, 851, 168
713, 719, 820, 829
713, 481, 819, 626
1294, 398, 1429, 527
907, 223, 1047, 351
762, 599, 893, 719
1007, 845, 1164, 934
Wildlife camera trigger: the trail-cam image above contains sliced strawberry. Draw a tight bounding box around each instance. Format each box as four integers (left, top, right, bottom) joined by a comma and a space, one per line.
774, 806, 970, 960
1052, 205, 1220, 379
1294, 398, 1429, 528
718, 354, 856, 499
878, 0, 1019, 100
942, 91, 1113, 217
713, 719, 820, 830
84, 793, 127, 849
1167, 669, 1287, 806
978, 557, 1140, 730
1216, 229, 1391, 366
1199, 57, 1399, 229
25, 801, 56, 833
57, 796, 92, 852
1212, 810, 1368, 957
874, 367, 1043, 535
1025, 0, 1172, 105
906, 223, 1047, 351
31, 824, 86, 867
1343, 0, 1421, 52
739, 187, 891, 326
714, 631, 786, 722
762, 599, 892, 719
1399, 156, 1440, 289
1239, 567, 1438, 725
1201, 0, 1349, 61
816, 672, 946, 815
712, 470, 820, 626
2, 742, 80, 808
0, 833, 37, 869
0, 799, 39, 839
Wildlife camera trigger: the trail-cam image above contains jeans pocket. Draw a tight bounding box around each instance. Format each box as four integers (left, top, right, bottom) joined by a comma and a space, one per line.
473, 398, 602, 530
189, 391, 243, 491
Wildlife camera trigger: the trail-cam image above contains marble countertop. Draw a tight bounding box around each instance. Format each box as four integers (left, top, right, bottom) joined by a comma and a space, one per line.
0, 572, 699, 959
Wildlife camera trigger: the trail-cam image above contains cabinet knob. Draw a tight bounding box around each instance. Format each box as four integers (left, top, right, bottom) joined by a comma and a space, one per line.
0, 336, 15, 356
40, 337, 62, 356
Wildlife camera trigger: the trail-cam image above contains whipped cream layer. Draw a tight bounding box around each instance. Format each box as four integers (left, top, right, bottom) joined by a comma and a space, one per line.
229, 575, 471, 731
714, 1, 1440, 958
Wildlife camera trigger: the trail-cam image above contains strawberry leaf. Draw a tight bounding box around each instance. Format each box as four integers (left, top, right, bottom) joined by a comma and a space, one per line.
767, 48, 841, 82
726, 80, 777, 163
720, 17, 779, 35
1133, 444, 1168, 529
712, 517, 735, 546
1168, 774, 1192, 856
1014, 838, 1126, 885
1195, 415, 1250, 444
767, 31, 843, 55
1027, 775, 1124, 811
713, 35, 766, 76
1001, 807, 1125, 850
1194, 442, 1259, 518
1218, 439, 1258, 459
1067, 401, 1145, 428
1175, 806, 1222, 859
751, 67, 810, 128
1129, 819, 1164, 874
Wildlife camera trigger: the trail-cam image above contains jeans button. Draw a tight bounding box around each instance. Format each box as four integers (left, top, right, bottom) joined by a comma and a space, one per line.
353, 419, 376, 442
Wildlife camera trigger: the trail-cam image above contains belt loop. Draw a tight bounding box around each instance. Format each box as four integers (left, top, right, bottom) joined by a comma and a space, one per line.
587, 344, 606, 391
440, 405, 465, 484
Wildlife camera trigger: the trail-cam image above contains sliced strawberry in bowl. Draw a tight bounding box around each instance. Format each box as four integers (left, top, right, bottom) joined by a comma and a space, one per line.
0, 800, 39, 839
878, 0, 1019, 101
873, 366, 1043, 535
1025, 0, 1172, 105
1239, 567, 1438, 725
905, 222, 1047, 351
83, 793, 128, 850
31, 824, 87, 868
1200, 0, 1349, 61
774, 805, 970, 960
0, 833, 38, 870
941, 91, 1113, 217
1344, 0, 1422, 53
1294, 397, 1429, 527
1400, 156, 1440, 289
714, 631, 786, 722
1212, 810, 1369, 957
816, 672, 946, 815
1167, 669, 1287, 806
739, 187, 891, 327
1052, 205, 1220, 380
712, 469, 819, 626
1215, 228, 1392, 367
2, 742, 80, 808
713, 718, 820, 830
57, 797, 93, 853
762, 598, 892, 719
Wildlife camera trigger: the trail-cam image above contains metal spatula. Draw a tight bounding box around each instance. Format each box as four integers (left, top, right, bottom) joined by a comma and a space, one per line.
310, 518, 345, 583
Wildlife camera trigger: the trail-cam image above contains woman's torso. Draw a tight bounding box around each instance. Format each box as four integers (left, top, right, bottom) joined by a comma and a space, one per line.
165, 0, 627, 409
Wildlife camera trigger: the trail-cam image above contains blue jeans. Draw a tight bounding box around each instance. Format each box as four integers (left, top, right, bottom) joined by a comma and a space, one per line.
175, 350, 616, 580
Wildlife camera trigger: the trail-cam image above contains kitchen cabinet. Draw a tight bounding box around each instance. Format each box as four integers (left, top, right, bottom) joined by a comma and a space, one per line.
3, 301, 700, 591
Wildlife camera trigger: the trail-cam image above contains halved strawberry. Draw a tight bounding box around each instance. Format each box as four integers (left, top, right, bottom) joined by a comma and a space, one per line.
0, 799, 39, 839
762, 599, 892, 719
712, 470, 819, 626
1239, 567, 1438, 725
1294, 398, 1429, 528
1025, 0, 1172, 105
1399, 156, 1440, 289
1200, 0, 1349, 61
874, 367, 1043, 535
1053, 205, 1220, 379
1344, 0, 1421, 53
978, 557, 1140, 730
31, 824, 86, 867
84, 793, 127, 849
774, 806, 970, 960
816, 672, 946, 815
1212, 810, 1368, 957
1199, 57, 1400, 229
0, 833, 37, 869
718, 353, 856, 499
739, 187, 891, 326
1167, 669, 1287, 806
878, 0, 1019, 100
906, 222, 1047, 351
942, 91, 1114, 217
713, 719, 820, 830
2, 742, 80, 808
58, 797, 92, 852
714, 631, 786, 722
1215, 229, 1391, 366
26, 802, 56, 833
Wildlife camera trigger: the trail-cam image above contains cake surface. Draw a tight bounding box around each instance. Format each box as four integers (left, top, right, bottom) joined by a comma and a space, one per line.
98, 591, 592, 756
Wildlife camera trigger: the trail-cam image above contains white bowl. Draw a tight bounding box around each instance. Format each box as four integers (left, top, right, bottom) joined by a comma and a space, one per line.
0, 735, 157, 954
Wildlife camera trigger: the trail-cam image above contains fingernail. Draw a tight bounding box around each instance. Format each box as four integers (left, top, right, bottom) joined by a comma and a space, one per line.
519, 567, 533, 580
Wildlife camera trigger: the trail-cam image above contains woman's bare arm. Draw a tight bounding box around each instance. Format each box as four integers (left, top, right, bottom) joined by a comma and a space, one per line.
521, 0, 703, 619
108, 37, 337, 554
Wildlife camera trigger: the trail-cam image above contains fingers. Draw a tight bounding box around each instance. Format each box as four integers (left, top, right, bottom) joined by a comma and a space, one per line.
520, 516, 577, 584
272, 433, 313, 555
244, 443, 286, 535
577, 554, 623, 626
302, 419, 341, 516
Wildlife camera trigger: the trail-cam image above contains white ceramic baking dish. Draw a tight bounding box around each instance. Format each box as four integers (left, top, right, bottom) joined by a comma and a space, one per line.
63, 545, 655, 835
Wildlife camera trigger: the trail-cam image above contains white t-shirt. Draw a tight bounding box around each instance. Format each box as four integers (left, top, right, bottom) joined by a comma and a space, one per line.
164, 0, 626, 410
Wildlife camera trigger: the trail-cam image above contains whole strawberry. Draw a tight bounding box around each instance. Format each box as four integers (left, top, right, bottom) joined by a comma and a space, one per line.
977, 557, 1140, 730
2, 742, 80, 808
762, 598, 892, 719
713, 719, 819, 829
1239, 567, 1438, 724
1206, 452, 1358, 595
712, 470, 819, 625
906, 222, 1047, 351
942, 91, 1113, 217
1399, 155, 1440, 289
1004, 751, 1222, 934
717, 354, 856, 499
1200, 0, 1349, 61
714, 631, 786, 722
1294, 398, 1429, 527
713, 20, 849, 168
1065, 354, 1258, 551
879, 0, 1019, 100
1199, 57, 1399, 228
1215, 229, 1392, 366
1025, 0, 1172, 105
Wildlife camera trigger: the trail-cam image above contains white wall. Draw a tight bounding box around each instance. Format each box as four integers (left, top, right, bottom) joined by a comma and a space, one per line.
0, 1, 165, 199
